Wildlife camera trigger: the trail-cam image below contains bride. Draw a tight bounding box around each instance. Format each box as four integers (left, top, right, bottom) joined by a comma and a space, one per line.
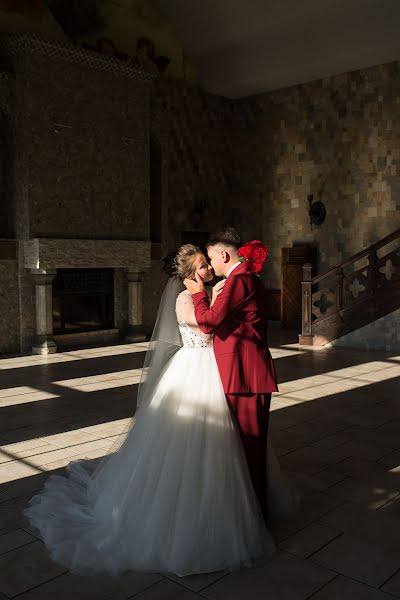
24, 244, 297, 577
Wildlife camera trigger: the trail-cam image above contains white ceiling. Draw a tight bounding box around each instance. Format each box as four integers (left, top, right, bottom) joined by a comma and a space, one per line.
158, 0, 400, 98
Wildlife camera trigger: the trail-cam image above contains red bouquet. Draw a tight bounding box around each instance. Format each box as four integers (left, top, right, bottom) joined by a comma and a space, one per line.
238, 240, 269, 274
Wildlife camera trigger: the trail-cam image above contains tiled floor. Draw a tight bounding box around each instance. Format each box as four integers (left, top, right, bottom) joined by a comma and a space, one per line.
1, 332, 400, 599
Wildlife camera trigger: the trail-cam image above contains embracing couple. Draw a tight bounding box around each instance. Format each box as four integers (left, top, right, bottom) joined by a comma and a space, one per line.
24, 227, 297, 577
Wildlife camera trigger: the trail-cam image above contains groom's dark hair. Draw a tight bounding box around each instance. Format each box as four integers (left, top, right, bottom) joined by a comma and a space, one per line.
207, 226, 242, 251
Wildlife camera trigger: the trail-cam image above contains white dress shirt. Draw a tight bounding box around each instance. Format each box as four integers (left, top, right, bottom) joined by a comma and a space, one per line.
225, 261, 241, 279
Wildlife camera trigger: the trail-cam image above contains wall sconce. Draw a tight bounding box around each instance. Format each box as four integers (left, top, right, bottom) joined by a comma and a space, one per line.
307, 193, 326, 229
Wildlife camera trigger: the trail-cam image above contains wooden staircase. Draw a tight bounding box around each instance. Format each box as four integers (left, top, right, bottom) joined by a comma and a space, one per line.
299, 229, 400, 346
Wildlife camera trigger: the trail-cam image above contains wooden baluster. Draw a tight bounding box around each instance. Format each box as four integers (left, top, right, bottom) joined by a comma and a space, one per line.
336, 267, 344, 312
299, 263, 314, 345
368, 248, 378, 317
368, 248, 377, 297
297, 229, 400, 346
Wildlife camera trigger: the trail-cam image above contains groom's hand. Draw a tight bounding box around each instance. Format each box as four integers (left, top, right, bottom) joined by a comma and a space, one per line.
183, 272, 205, 294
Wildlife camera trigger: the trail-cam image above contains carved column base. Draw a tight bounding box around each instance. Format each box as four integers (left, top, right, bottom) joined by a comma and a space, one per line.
32, 334, 57, 355
125, 324, 147, 343
298, 334, 314, 345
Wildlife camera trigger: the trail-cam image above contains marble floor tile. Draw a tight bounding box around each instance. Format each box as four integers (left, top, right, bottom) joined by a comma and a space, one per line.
0, 339, 399, 598
381, 569, 400, 597
327, 477, 399, 509
0, 528, 36, 555
133, 579, 202, 599
165, 570, 228, 593
279, 522, 342, 558
202, 551, 335, 600
312, 575, 396, 599
13, 571, 163, 600
312, 534, 400, 587
0, 540, 66, 597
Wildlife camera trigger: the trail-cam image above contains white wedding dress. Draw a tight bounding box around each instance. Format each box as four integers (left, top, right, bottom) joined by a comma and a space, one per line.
24, 290, 296, 577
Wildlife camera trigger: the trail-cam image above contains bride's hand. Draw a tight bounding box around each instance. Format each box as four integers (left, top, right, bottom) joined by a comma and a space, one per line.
211, 280, 225, 306
184, 272, 205, 294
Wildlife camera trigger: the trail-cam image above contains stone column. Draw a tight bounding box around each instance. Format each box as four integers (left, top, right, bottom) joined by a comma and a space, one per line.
125, 270, 146, 342
31, 268, 57, 355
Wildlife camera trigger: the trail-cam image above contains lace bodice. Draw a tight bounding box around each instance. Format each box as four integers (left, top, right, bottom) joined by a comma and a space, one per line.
178, 321, 213, 348
176, 291, 213, 349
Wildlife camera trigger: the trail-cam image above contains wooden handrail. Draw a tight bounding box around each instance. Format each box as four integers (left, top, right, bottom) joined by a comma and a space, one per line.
299, 227, 400, 346
312, 228, 400, 284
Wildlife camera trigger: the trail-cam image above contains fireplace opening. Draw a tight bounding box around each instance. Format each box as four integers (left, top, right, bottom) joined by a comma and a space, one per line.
53, 269, 114, 334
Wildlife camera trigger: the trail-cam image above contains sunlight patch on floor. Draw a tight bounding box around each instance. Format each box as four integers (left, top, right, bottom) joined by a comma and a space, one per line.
0, 387, 60, 408
273, 362, 400, 401
0, 343, 149, 371
53, 369, 143, 392
269, 347, 307, 358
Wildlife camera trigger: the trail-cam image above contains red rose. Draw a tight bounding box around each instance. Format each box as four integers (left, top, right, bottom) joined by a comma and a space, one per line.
239, 239, 269, 275
238, 244, 253, 259
250, 246, 268, 263
252, 262, 263, 273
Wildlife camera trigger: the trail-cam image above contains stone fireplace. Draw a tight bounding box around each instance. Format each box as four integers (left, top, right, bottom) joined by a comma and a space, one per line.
24, 239, 150, 354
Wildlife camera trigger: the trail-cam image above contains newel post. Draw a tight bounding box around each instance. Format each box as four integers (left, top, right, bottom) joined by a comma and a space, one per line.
298, 263, 314, 345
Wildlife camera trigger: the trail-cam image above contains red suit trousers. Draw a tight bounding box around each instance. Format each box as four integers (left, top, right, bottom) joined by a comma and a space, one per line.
225, 393, 271, 519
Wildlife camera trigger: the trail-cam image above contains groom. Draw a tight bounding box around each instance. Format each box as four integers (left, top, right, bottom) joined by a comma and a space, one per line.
184, 227, 278, 520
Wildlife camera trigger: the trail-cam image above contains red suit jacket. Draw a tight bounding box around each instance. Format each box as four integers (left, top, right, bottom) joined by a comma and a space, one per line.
192, 262, 278, 394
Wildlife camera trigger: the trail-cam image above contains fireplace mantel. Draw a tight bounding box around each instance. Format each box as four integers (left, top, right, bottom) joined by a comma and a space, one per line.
24, 238, 151, 271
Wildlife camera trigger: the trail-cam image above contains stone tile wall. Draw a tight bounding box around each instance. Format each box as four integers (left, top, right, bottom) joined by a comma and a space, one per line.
151, 78, 235, 249
22, 61, 150, 241
243, 62, 400, 289
0, 258, 19, 354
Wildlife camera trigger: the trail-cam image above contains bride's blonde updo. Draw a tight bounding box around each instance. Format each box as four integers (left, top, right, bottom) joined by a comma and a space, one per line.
163, 244, 202, 279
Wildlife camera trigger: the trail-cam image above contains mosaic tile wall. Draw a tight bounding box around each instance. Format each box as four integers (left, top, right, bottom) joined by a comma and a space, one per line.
226, 99, 279, 242
0, 259, 19, 354
0, 34, 155, 242
243, 62, 400, 289
151, 78, 235, 249
23, 63, 150, 241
